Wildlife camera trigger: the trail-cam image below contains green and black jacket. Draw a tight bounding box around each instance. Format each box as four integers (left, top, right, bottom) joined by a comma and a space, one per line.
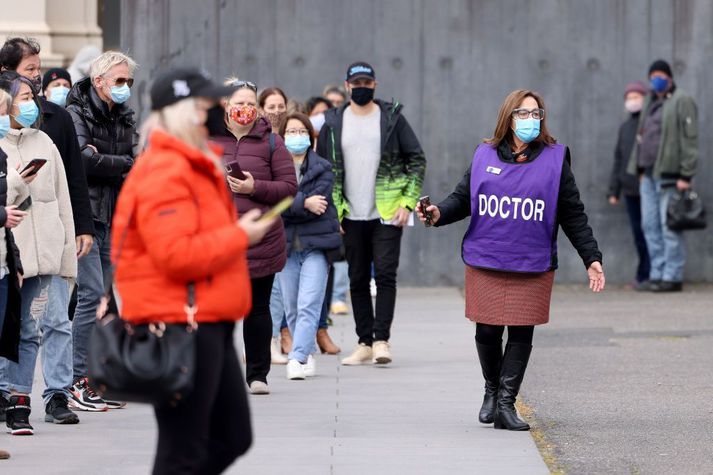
317, 99, 426, 221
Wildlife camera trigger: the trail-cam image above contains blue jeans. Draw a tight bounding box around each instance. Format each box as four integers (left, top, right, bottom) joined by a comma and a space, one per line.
640, 176, 686, 282
0, 276, 8, 336
331, 261, 349, 302
277, 250, 329, 363
269, 278, 284, 338
73, 221, 112, 379
0, 275, 72, 402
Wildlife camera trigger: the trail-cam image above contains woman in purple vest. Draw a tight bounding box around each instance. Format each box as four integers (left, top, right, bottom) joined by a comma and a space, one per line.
417, 89, 605, 431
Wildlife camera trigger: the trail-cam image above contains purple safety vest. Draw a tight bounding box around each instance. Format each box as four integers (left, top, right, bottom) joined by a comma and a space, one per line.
462, 143, 565, 273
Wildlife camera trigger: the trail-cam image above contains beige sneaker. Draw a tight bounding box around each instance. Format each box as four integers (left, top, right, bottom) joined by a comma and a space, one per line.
271, 337, 288, 365
372, 341, 392, 365
248, 381, 270, 395
341, 344, 373, 366
330, 301, 349, 315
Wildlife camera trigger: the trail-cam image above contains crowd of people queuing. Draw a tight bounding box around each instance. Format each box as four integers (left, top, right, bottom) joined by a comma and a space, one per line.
0, 33, 699, 473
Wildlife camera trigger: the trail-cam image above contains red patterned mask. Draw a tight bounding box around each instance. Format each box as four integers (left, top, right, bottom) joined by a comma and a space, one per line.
229, 105, 257, 126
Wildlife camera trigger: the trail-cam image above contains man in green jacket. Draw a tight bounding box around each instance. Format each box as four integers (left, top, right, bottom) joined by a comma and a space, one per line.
317, 62, 426, 366
627, 60, 698, 292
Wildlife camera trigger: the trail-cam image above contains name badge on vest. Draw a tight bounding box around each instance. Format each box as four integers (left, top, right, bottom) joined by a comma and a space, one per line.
486, 166, 502, 175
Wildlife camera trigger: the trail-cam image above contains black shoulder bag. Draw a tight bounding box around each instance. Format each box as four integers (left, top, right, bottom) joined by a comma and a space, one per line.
87, 210, 198, 407
666, 189, 707, 231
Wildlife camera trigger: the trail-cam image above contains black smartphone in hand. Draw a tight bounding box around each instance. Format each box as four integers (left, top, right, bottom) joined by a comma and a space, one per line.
419, 195, 433, 227
17, 196, 32, 211
20, 159, 47, 177
225, 161, 247, 180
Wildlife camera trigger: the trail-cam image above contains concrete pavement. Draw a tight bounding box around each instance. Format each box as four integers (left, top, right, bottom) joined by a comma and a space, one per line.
1, 287, 548, 474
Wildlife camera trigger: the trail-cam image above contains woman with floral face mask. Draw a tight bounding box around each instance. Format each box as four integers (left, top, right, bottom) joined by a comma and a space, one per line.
417, 89, 605, 432
274, 113, 340, 380
258, 87, 288, 131
209, 78, 297, 395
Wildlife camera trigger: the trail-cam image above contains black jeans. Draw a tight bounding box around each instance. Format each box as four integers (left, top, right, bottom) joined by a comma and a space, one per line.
475, 323, 534, 346
624, 195, 651, 283
243, 274, 274, 384
342, 219, 403, 345
153, 322, 252, 475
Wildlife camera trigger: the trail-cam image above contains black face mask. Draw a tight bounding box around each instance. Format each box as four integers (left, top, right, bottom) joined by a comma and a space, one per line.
30, 75, 42, 95
205, 105, 230, 137
350, 87, 374, 106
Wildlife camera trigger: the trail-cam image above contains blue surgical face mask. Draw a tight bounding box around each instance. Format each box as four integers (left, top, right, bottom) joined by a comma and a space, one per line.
110, 83, 131, 104
650, 76, 669, 94
0, 115, 10, 139
48, 86, 70, 107
513, 118, 540, 143
284, 135, 311, 155
13, 100, 39, 128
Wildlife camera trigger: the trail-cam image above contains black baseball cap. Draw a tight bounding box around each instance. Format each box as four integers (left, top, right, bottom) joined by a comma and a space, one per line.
345, 62, 375, 83
150, 68, 237, 110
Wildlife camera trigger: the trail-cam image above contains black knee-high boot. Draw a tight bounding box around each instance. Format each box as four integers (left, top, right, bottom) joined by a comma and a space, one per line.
494, 343, 532, 431
475, 340, 502, 424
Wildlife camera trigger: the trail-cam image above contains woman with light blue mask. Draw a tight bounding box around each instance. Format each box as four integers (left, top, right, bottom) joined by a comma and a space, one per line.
42, 68, 72, 108
276, 112, 341, 380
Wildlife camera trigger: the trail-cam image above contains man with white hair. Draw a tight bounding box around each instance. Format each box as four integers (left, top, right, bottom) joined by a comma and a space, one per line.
66, 51, 138, 411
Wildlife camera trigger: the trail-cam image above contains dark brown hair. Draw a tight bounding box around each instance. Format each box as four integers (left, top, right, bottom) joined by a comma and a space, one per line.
278, 112, 315, 150
258, 87, 288, 109
484, 89, 556, 146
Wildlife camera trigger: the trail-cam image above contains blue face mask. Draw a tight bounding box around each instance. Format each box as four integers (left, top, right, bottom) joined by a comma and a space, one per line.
48, 86, 70, 107
285, 135, 311, 155
650, 76, 669, 94
13, 100, 39, 128
0, 115, 10, 139
110, 84, 131, 104
514, 118, 540, 143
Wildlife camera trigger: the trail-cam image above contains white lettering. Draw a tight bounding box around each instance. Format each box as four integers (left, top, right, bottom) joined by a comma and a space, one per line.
511, 197, 522, 219
479, 194, 487, 216
487, 195, 498, 217
498, 196, 511, 219
534, 199, 545, 222
521, 199, 534, 220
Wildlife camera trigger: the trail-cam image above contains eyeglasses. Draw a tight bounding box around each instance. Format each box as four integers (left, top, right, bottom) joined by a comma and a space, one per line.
512, 108, 545, 120
285, 128, 310, 136
230, 80, 257, 92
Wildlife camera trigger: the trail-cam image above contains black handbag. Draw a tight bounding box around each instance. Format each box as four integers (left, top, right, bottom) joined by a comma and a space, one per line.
666, 189, 707, 231
87, 209, 199, 406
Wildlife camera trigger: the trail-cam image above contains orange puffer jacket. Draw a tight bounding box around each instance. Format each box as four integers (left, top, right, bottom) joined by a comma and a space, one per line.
112, 129, 251, 324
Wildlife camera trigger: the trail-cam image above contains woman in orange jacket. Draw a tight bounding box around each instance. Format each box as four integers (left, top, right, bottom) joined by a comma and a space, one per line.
111, 69, 275, 475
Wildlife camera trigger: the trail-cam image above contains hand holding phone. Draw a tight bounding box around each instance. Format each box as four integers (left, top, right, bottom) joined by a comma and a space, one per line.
225, 161, 247, 180
20, 159, 48, 178
419, 196, 434, 227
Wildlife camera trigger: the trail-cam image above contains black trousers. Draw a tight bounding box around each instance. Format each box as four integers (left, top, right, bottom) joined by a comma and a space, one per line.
243, 274, 274, 384
342, 219, 403, 345
153, 322, 252, 475
475, 323, 534, 346
624, 195, 651, 283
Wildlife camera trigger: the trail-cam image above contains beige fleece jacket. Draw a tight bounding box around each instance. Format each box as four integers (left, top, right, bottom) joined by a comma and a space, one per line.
0, 128, 77, 279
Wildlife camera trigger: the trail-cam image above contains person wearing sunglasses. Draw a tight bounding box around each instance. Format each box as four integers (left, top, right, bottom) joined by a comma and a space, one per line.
65, 51, 139, 412
417, 89, 605, 431
209, 77, 297, 395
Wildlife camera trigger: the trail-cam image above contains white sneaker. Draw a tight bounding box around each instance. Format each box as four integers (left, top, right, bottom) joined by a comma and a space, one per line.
303, 355, 316, 377
248, 381, 270, 395
286, 359, 306, 380
271, 337, 288, 365
372, 340, 392, 365
341, 344, 373, 366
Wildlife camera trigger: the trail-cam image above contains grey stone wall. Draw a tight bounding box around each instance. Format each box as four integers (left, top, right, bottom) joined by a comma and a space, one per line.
122, 0, 713, 284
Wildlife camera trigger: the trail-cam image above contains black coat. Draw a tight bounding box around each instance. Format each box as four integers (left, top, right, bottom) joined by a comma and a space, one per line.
66, 77, 137, 225
0, 147, 25, 363
282, 150, 341, 255
436, 142, 602, 269
39, 97, 95, 236
608, 113, 641, 198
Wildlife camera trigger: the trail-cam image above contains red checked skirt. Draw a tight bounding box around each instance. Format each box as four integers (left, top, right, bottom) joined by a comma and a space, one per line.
465, 266, 555, 326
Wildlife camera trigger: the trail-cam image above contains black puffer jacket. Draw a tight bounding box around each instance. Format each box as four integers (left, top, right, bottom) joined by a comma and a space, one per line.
66, 77, 137, 225
608, 112, 641, 198
0, 147, 25, 363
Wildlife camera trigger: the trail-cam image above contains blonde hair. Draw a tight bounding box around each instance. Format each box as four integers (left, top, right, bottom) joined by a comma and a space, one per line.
138, 98, 217, 162
89, 51, 138, 80
0, 89, 11, 115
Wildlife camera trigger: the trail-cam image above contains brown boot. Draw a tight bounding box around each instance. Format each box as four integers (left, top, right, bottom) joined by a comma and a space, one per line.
316, 328, 341, 355
0, 449, 9, 460
280, 327, 292, 354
